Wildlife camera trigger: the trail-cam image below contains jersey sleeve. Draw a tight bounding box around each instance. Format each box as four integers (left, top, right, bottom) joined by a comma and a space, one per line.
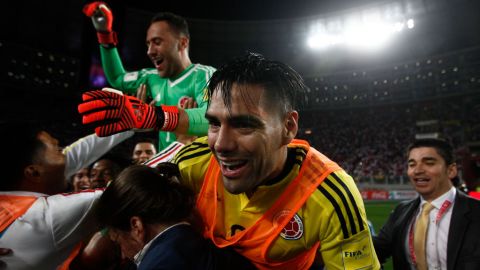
45, 190, 103, 251
173, 136, 212, 194
313, 170, 380, 269
63, 131, 134, 179
99, 46, 149, 95
184, 65, 215, 136
192, 65, 215, 107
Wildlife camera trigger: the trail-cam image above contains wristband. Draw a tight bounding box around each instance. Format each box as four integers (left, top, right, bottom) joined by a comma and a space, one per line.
158, 105, 179, 131
97, 31, 118, 46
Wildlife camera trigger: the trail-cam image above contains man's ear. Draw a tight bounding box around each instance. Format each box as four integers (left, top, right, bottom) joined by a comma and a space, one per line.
178, 36, 189, 51
448, 163, 458, 180
282, 111, 299, 145
130, 216, 146, 244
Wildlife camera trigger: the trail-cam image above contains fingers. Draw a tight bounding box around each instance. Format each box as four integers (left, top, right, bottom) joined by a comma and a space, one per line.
82, 2, 100, 17
98, 3, 111, 15
82, 90, 119, 102
0, 248, 12, 255
79, 90, 125, 115
78, 99, 109, 114
95, 122, 126, 137
180, 98, 197, 109
135, 84, 147, 103
0, 248, 11, 269
82, 109, 122, 124
134, 84, 156, 106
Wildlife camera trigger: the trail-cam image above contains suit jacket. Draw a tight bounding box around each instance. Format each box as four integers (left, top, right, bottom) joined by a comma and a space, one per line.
373, 190, 480, 270
138, 224, 255, 270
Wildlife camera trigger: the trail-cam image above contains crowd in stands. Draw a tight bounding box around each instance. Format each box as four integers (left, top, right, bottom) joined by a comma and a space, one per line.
298, 94, 480, 185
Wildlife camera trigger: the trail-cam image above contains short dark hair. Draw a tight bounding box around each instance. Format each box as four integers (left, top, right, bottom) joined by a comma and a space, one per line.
133, 137, 156, 148
207, 52, 307, 117
150, 12, 190, 39
96, 164, 195, 230
0, 122, 45, 190
407, 138, 455, 165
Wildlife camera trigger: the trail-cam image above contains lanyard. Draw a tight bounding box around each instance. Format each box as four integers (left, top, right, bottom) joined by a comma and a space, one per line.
408, 200, 452, 266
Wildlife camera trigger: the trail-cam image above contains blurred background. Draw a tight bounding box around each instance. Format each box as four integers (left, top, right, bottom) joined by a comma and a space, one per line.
2, 1, 480, 259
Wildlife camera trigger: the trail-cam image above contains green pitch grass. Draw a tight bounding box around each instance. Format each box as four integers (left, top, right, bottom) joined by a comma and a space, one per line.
365, 200, 400, 270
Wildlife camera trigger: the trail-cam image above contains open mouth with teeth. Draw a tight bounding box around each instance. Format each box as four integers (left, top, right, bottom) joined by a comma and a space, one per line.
413, 178, 430, 186
220, 160, 248, 178
79, 185, 90, 190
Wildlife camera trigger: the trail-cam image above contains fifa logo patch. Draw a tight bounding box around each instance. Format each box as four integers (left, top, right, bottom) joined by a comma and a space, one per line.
274, 211, 304, 240
343, 246, 368, 259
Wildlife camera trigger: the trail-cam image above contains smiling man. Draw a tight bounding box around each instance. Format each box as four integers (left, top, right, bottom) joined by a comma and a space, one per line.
373, 138, 480, 270
171, 53, 380, 269
84, 2, 215, 150
79, 53, 380, 269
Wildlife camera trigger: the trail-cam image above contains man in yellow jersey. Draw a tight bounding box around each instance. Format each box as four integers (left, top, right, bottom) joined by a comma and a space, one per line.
79, 53, 380, 269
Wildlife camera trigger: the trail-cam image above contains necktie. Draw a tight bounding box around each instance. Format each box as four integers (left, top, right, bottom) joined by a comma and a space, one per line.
414, 202, 434, 270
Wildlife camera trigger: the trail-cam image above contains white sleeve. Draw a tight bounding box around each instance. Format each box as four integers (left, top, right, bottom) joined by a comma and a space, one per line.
63, 131, 134, 178
143, 141, 184, 167
45, 190, 104, 251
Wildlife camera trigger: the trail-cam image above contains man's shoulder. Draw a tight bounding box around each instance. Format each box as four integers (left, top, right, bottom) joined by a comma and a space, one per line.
457, 191, 480, 210
174, 137, 212, 166
390, 197, 419, 215
192, 63, 216, 72
43, 190, 103, 209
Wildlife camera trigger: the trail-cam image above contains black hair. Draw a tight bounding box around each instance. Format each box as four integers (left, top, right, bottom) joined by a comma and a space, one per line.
0, 122, 45, 190
407, 138, 455, 165
207, 52, 307, 117
150, 12, 190, 39
96, 164, 195, 231
134, 137, 156, 146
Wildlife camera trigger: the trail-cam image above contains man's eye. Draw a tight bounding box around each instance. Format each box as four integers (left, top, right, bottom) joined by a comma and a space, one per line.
208, 121, 220, 127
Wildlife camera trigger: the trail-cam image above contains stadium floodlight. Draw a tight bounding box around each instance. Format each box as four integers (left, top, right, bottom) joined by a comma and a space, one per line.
407, 18, 415, 29
343, 21, 394, 50
394, 22, 404, 32
307, 9, 415, 51
307, 34, 342, 49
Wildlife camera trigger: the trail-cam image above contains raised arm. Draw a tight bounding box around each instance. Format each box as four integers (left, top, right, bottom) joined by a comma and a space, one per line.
83, 1, 145, 94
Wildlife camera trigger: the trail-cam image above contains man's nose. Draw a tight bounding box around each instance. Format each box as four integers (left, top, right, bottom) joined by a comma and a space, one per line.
214, 126, 236, 153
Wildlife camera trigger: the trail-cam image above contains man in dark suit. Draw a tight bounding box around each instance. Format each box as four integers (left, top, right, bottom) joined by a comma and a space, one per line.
374, 138, 480, 270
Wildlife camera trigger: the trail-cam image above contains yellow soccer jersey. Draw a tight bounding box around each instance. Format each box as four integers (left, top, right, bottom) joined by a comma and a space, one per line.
174, 137, 380, 269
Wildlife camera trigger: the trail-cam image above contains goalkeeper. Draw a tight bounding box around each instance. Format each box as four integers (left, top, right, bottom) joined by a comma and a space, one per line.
83, 2, 215, 150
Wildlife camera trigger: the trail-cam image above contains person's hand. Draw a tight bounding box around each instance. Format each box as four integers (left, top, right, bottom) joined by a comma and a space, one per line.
78, 88, 179, 136
0, 248, 12, 269
179, 96, 197, 110
175, 97, 198, 145
82, 2, 117, 46
135, 84, 156, 106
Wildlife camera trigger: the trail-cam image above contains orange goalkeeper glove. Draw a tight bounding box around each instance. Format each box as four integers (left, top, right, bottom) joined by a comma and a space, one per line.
83, 1, 117, 46
78, 89, 179, 137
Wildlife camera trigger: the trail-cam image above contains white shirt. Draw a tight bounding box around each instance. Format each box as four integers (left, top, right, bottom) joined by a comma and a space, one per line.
143, 141, 184, 167
406, 187, 456, 270
0, 190, 103, 270
63, 131, 134, 178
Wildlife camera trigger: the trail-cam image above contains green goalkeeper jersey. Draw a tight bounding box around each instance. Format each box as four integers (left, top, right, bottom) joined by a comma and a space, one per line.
100, 46, 215, 150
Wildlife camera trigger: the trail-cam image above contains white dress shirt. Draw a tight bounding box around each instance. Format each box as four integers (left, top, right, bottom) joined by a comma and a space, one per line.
406, 187, 456, 270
